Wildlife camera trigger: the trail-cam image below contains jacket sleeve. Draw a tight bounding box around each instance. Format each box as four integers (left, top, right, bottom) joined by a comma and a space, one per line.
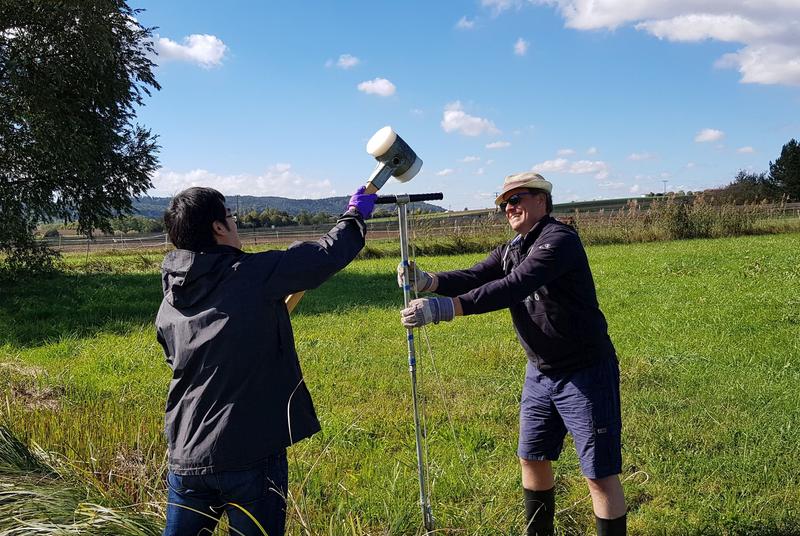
257, 211, 367, 299
432, 247, 505, 297
457, 229, 581, 315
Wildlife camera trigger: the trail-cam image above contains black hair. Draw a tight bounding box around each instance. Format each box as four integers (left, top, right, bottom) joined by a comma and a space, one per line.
529, 188, 553, 214
164, 187, 229, 251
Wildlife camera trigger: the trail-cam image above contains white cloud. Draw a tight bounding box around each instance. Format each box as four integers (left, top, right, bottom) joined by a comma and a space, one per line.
532, 158, 569, 173
441, 101, 500, 136
737, 146, 755, 153
557, 148, 576, 156
695, 128, 725, 142
514, 37, 529, 56
571, 160, 610, 179
486, 140, 511, 149
531, 158, 609, 179
357, 78, 396, 97
456, 16, 476, 29
486, 159, 495, 165
436, 168, 456, 176
628, 152, 655, 161
599, 181, 625, 190
475, 167, 486, 175
155, 34, 227, 68
481, 0, 523, 15
630, 184, 642, 194
461, 156, 481, 162
512, 1, 800, 86
410, 108, 424, 116
587, 146, 598, 155
149, 164, 335, 198
329, 53, 360, 69
686, 162, 696, 168
715, 44, 800, 86
636, 14, 776, 43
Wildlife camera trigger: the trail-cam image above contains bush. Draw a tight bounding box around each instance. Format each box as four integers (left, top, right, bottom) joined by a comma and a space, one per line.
0, 240, 62, 277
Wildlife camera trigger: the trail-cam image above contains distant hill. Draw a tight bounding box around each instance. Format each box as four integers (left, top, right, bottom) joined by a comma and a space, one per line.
133, 195, 446, 219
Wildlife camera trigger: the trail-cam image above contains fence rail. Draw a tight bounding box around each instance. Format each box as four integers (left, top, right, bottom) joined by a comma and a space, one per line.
40, 202, 800, 254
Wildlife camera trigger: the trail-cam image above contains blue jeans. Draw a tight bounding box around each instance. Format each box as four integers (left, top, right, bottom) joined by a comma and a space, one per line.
163, 451, 288, 536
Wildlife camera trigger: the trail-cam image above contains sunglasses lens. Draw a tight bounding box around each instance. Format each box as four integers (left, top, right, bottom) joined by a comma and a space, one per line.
501, 195, 522, 210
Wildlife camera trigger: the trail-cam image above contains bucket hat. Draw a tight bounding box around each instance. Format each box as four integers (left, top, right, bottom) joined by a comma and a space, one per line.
494, 172, 552, 206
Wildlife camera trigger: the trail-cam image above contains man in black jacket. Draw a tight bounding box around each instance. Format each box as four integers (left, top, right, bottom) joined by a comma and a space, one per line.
399, 172, 626, 536
156, 185, 376, 536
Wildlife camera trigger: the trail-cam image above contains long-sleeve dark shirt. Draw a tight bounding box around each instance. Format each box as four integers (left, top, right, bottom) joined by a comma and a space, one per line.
435, 215, 615, 372
155, 213, 366, 475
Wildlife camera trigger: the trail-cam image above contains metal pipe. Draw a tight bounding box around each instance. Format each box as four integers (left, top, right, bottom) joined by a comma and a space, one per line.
397, 197, 435, 532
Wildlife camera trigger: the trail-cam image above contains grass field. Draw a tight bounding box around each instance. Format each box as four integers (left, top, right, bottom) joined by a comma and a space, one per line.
1, 233, 799, 535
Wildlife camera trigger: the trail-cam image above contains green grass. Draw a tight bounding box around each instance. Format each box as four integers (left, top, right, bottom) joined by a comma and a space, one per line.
1, 233, 799, 534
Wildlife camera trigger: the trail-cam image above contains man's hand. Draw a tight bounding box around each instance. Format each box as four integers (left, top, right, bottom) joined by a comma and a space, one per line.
397, 261, 435, 293
401, 297, 455, 328
347, 186, 378, 219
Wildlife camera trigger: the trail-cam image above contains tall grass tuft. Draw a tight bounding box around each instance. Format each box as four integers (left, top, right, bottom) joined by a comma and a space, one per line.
574, 195, 798, 245
360, 197, 799, 259
0, 425, 163, 535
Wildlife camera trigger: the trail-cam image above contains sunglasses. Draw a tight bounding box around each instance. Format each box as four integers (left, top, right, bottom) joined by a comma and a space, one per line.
225, 208, 238, 222
499, 192, 535, 211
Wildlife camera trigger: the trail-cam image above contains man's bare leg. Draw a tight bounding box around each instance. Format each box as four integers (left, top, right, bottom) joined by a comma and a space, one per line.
521, 458, 555, 536
586, 474, 626, 535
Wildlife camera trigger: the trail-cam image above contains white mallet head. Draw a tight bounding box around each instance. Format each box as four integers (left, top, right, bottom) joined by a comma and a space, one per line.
366, 126, 422, 183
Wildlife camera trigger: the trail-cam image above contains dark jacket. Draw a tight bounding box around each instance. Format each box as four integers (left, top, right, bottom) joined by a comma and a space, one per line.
155, 213, 366, 475
435, 215, 615, 372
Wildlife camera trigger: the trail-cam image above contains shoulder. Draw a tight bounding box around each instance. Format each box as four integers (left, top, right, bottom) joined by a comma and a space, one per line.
541, 218, 579, 242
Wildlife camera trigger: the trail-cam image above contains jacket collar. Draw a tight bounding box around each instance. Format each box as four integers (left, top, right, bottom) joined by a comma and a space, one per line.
199, 244, 243, 255
512, 215, 553, 252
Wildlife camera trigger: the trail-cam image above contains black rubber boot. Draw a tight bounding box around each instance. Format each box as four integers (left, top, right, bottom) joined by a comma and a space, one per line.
596, 513, 626, 536
523, 487, 555, 536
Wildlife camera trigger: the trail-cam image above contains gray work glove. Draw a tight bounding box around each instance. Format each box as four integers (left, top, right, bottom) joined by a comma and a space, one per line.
397, 261, 434, 292
401, 297, 455, 328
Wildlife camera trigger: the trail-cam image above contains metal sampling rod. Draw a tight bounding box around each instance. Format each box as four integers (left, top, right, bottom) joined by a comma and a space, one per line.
376, 192, 443, 532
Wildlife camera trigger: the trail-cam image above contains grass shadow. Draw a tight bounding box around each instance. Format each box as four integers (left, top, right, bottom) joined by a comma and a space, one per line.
0, 272, 162, 348
0, 269, 403, 347
291, 271, 404, 316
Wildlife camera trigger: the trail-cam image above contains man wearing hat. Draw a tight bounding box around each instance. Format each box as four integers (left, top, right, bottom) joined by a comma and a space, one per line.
398, 172, 626, 536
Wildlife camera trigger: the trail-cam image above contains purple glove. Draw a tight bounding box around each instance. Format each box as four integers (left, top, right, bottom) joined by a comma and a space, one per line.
347, 186, 378, 219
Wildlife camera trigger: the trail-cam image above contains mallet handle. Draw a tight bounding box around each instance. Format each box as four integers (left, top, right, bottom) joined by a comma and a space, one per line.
375, 193, 444, 204
286, 182, 387, 314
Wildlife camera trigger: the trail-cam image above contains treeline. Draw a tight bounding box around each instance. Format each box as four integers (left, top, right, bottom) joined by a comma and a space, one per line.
37, 206, 438, 237
706, 138, 799, 203
238, 208, 332, 228
38, 215, 164, 237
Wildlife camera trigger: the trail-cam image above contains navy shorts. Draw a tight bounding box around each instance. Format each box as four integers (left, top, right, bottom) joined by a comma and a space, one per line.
518, 356, 622, 479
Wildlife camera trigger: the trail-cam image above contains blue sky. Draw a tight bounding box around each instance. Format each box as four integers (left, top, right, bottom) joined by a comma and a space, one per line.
133, 1, 800, 210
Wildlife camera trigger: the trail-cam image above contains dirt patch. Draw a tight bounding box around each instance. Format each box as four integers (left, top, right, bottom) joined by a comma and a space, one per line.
112, 448, 149, 479
0, 361, 43, 378
10, 383, 64, 411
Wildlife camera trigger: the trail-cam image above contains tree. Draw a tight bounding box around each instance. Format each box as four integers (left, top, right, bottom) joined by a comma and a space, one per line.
0, 0, 160, 271
719, 170, 778, 203
769, 138, 800, 201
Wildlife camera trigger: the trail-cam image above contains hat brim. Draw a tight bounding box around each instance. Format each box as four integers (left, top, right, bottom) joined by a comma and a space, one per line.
495, 179, 552, 205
